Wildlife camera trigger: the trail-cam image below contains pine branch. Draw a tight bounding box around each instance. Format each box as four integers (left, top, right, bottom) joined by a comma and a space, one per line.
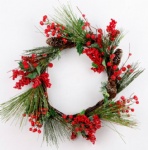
117, 63, 144, 93
0, 89, 33, 123
43, 115, 72, 146
53, 5, 86, 43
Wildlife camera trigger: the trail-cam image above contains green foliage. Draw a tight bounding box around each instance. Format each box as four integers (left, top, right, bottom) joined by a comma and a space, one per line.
43, 116, 72, 146
92, 62, 98, 68
76, 42, 84, 54
26, 72, 38, 79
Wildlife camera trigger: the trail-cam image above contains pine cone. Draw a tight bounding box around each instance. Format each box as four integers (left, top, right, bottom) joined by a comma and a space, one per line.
106, 79, 117, 99
113, 49, 123, 66
46, 37, 75, 49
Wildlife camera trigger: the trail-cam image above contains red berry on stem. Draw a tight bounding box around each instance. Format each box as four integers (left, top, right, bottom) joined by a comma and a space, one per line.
121, 96, 125, 100
131, 108, 134, 112
86, 33, 91, 39
127, 64, 131, 69
22, 114, 26, 117
69, 115, 73, 119
107, 62, 112, 66
40, 21, 44, 26
48, 63, 53, 68
121, 67, 126, 71
38, 129, 41, 134
136, 101, 139, 104
43, 15, 47, 22
133, 95, 138, 100
111, 75, 116, 80
82, 14, 85, 18
112, 65, 117, 70
91, 34, 95, 40
29, 128, 32, 131
62, 114, 67, 119
86, 41, 91, 46
110, 54, 115, 59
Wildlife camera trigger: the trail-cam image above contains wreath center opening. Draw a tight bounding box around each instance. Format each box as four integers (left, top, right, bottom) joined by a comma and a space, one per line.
47, 48, 106, 114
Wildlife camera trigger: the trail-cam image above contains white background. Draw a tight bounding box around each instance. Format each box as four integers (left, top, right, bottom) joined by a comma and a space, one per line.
0, 0, 148, 150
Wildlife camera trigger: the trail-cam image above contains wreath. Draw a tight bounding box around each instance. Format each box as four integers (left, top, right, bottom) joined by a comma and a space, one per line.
0, 5, 143, 146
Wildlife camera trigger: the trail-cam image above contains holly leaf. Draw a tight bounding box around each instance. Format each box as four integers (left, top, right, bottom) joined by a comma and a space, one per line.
18, 61, 24, 70
102, 59, 106, 68
26, 72, 38, 79
80, 110, 85, 115
92, 62, 98, 68
91, 43, 99, 49
36, 66, 41, 75
76, 42, 84, 55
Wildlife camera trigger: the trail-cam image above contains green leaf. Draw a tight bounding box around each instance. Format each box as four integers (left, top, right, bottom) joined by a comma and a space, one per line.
92, 62, 98, 68
91, 43, 99, 49
77, 18, 84, 26
80, 110, 85, 115
102, 59, 106, 68
36, 66, 41, 75
18, 61, 24, 70
26, 72, 38, 79
76, 42, 84, 55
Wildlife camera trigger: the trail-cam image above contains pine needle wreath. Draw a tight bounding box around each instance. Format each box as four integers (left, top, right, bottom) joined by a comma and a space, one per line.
0, 5, 144, 146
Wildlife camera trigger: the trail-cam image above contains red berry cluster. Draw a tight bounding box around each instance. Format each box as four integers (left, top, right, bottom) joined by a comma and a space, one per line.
115, 95, 139, 117
23, 108, 49, 134
107, 60, 134, 81
32, 72, 51, 88
12, 53, 53, 89
106, 19, 120, 41
97, 29, 103, 48
21, 54, 38, 69
12, 70, 31, 89
62, 114, 101, 144
40, 15, 67, 41
83, 48, 105, 73
12, 70, 51, 89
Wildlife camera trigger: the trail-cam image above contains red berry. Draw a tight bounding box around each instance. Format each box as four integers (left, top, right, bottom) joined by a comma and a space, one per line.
91, 34, 95, 40
121, 96, 125, 100
131, 108, 134, 112
110, 54, 115, 59
38, 129, 41, 134
57, 34, 61, 38
31, 121, 35, 127
40, 21, 44, 26
126, 110, 129, 113
129, 69, 134, 73
136, 101, 139, 104
112, 65, 117, 70
43, 15, 47, 22
48, 63, 53, 68
129, 53, 132, 56
62, 114, 67, 119
121, 67, 126, 71
133, 95, 138, 100
127, 64, 131, 69
46, 34, 49, 37
82, 14, 85, 18
29, 128, 32, 131
111, 75, 116, 80
86, 34, 91, 39
33, 128, 37, 132
107, 62, 112, 66
98, 29, 103, 34
86, 41, 91, 46
117, 76, 122, 80
22, 114, 26, 117
69, 115, 73, 119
